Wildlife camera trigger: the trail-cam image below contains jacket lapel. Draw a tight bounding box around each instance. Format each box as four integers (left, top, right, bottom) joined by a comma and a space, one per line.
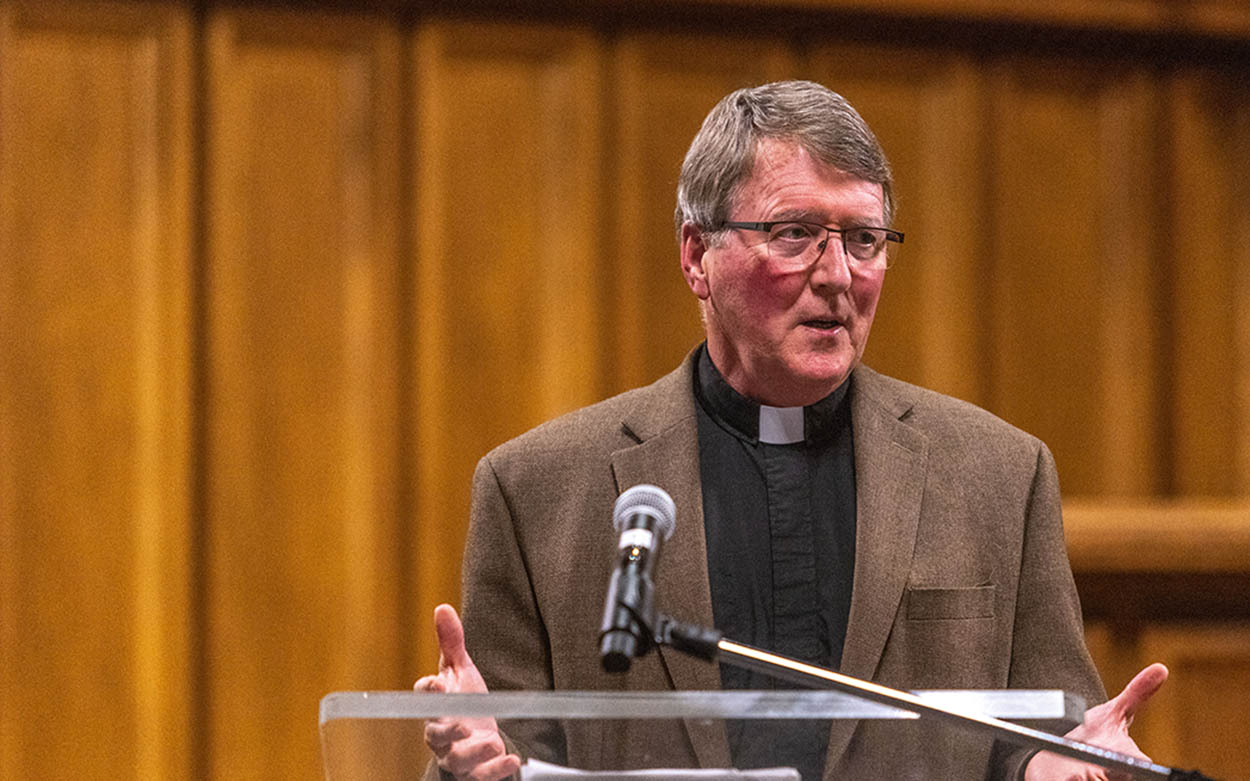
609, 358, 730, 769
825, 367, 929, 771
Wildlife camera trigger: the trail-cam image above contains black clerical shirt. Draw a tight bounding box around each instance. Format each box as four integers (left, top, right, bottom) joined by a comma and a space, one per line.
692, 344, 857, 780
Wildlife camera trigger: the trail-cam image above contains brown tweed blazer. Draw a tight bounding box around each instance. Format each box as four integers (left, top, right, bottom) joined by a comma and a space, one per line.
457, 354, 1105, 780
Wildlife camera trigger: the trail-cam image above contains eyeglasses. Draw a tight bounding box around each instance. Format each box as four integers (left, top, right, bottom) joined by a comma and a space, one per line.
722, 220, 904, 270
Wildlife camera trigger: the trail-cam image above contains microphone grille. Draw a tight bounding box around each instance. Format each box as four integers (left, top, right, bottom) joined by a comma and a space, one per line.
612, 484, 676, 540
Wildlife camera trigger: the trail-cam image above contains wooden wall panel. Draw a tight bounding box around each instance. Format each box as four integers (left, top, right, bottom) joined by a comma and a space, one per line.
986, 60, 1161, 497
808, 46, 986, 406
1167, 67, 1250, 497
0, 2, 1246, 778
204, 9, 402, 777
0, 2, 193, 778
410, 19, 603, 672
611, 33, 799, 390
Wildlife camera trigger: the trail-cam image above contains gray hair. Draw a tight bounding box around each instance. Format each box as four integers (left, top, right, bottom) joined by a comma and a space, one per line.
675, 80, 895, 238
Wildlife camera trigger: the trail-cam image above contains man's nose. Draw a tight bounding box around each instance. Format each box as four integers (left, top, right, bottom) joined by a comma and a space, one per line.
809, 238, 853, 289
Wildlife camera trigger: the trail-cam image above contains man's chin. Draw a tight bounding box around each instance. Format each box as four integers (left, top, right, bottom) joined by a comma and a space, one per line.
773, 362, 853, 404
793, 355, 855, 388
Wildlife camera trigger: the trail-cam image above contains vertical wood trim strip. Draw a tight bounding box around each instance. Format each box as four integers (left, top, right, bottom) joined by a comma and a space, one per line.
411, 20, 453, 673
126, 9, 195, 779
1094, 69, 1161, 495
0, 5, 20, 775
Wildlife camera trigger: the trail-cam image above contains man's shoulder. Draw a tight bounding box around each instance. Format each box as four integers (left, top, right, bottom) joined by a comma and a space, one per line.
853, 365, 1042, 452
488, 386, 646, 457
483, 359, 695, 468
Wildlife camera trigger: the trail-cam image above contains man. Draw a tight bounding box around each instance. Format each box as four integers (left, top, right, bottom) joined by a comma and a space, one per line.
417, 80, 1166, 780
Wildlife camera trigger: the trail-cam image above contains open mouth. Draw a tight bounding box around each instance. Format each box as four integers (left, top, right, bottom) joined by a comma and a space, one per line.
802, 319, 842, 330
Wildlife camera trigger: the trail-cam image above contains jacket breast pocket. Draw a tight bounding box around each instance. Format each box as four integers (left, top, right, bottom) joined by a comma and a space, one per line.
905, 584, 996, 620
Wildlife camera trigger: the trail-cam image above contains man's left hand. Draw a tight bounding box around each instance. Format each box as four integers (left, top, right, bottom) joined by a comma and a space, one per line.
1024, 663, 1169, 781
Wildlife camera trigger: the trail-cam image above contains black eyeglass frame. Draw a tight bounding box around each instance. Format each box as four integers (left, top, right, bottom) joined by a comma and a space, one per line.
721, 220, 904, 266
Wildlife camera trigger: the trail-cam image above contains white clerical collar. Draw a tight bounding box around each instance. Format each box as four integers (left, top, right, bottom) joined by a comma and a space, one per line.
758, 404, 805, 444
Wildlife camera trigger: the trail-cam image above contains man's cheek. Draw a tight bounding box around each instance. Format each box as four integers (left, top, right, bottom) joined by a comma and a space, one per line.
852, 279, 883, 319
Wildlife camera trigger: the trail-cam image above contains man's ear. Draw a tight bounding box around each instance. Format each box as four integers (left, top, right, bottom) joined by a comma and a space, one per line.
679, 222, 711, 300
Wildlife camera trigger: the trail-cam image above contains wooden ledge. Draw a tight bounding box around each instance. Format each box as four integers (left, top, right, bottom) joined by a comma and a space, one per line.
1064, 499, 1250, 574
1063, 501, 1250, 621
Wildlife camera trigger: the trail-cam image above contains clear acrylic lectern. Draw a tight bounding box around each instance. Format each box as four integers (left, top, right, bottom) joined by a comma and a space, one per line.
319, 689, 1084, 780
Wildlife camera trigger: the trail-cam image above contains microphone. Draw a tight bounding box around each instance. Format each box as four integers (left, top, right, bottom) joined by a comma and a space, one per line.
599, 484, 676, 673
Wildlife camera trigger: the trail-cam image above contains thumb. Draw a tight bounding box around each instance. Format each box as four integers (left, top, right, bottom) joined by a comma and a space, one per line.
1109, 662, 1168, 723
414, 673, 446, 693
433, 603, 471, 671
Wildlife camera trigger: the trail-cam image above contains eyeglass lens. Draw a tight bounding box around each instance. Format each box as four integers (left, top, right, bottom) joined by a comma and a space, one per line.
766, 223, 890, 266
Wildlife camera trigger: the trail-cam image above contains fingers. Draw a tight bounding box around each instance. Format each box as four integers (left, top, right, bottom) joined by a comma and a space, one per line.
419, 605, 512, 780
1109, 663, 1168, 722
468, 752, 523, 781
438, 729, 520, 780
1035, 664, 1167, 781
424, 719, 470, 755
434, 603, 472, 671
1023, 750, 1112, 781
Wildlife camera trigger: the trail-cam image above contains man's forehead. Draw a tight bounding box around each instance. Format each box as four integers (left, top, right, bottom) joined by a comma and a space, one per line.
736, 138, 886, 221
748, 137, 866, 184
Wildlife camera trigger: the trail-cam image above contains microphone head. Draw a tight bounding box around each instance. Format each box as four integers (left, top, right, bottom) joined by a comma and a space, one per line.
613, 484, 676, 541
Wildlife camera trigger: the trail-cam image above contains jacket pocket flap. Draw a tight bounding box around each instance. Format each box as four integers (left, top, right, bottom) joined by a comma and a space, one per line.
906, 584, 995, 620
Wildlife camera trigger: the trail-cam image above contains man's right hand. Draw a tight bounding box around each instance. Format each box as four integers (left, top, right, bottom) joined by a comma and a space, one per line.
415, 604, 522, 781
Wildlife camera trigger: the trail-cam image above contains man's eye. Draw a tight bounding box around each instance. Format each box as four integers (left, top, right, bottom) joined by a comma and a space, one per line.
845, 229, 880, 247
773, 224, 814, 241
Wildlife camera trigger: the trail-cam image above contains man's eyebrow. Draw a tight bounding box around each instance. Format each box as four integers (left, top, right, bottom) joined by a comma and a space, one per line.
767, 208, 886, 227
768, 208, 818, 222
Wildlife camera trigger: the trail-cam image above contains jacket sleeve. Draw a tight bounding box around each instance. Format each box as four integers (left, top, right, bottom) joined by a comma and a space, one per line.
988, 443, 1107, 781
459, 454, 567, 767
